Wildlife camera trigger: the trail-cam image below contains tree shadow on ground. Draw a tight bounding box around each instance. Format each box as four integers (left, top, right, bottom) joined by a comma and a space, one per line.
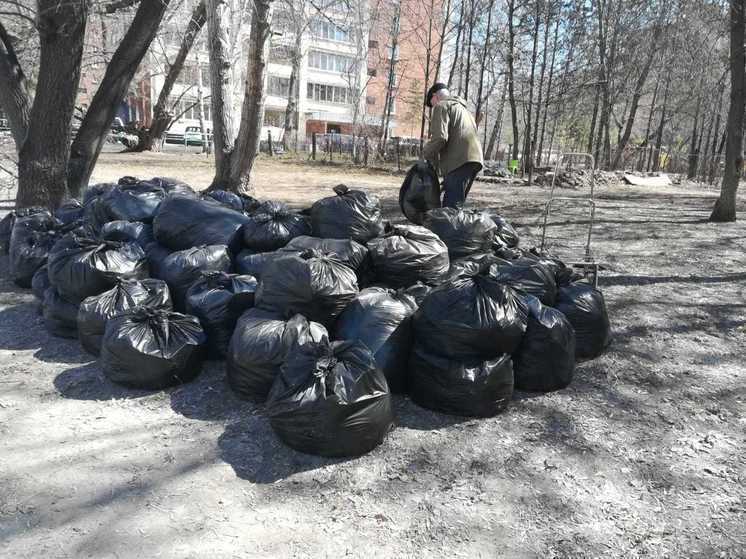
169, 360, 254, 422
603, 272, 746, 287
217, 416, 347, 484
54, 361, 160, 401
392, 395, 480, 431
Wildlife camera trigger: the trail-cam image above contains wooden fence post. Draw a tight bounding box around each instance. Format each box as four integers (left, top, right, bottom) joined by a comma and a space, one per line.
364, 136, 369, 166
312, 132, 316, 160
395, 137, 401, 171
267, 130, 274, 156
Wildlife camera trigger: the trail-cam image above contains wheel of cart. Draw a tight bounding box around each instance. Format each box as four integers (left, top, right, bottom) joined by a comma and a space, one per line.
539, 152, 600, 287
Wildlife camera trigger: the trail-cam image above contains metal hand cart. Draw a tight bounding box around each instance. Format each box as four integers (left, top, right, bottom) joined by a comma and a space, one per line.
539, 152, 600, 287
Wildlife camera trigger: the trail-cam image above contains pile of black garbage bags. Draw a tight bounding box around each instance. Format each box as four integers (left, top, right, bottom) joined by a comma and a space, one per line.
1, 176, 610, 458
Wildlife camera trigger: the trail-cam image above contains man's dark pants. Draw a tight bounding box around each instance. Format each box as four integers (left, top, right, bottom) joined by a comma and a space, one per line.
442, 162, 482, 208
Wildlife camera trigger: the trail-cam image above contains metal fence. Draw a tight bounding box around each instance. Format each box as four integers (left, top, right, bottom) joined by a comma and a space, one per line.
288, 133, 422, 171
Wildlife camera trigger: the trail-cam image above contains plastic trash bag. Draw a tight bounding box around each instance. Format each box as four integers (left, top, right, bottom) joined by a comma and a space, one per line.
47, 237, 149, 303
10, 229, 60, 288
423, 207, 497, 259
485, 211, 520, 248
77, 279, 172, 356
284, 235, 371, 282
142, 176, 196, 196
366, 224, 450, 288
82, 183, 116, 206
554, 282, 610, 360
512, 296, 575, 391
185, 272, 258, 359
227, 309, 328, 399
155, 244, 232, 311
448, 253, 508, 280
54, 199, 85, 226
310, 184, 384, 243
256, 249, 358, 327
43, 287, 80, 339
102, 181, 166, 223
0, 211, 16, 254
101, 308, 207, 389
153, 194, 250, 253
266, 339, 394, 457
399, 161, 441, 225
488, 258, 558, 306
333, 287, 417, 393
242, 201, 311, 252
202, 190, 244, 212
144, 242, 172, 279
100, 220, 154, 248
413, 271, 528, 360
32, 265, 51, 302
234, 249, 285, 279
408, 344, 514, 417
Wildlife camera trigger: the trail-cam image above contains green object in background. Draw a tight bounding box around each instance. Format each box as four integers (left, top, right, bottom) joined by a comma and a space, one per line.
508, 159, 520, 174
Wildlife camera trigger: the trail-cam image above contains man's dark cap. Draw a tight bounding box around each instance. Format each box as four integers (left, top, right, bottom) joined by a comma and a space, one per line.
425, 82, 448, 108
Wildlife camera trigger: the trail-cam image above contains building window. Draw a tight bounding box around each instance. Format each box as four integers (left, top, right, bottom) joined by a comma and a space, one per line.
310, 18, 351, 43
267, 75, 291, 97
270, 44, 293, 64
308, 50, 354, 74
264, 110, 286, 127
306, 82, 353, 105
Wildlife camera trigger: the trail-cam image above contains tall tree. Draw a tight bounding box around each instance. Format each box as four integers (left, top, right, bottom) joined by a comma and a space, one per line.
506, 0, 519, 161
0, 22, 30, 149
17, 0, 89, 209
710, 0, 744, 222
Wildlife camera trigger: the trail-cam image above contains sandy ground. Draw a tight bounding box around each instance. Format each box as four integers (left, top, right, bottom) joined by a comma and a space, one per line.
1, 153, 745, 558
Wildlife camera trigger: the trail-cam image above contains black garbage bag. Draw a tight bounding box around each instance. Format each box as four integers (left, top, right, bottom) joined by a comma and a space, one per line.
101, 220, 154, 248
10, 229, 60, 288
484, 211, 520, 248
284, 235, 371, 283
512, 296, 575, 391
54, 199, 85, 226
366, 224, 450, 288
310, 184, 384, 243
144, 242, 172, 279
102, 182, 166, 223
82, 183, 116, 206
423, 207, 497, 259
202, 189, 244, 212
403, 281, 432, 305
333, 287, 417, 393
47, 237, 149, 303
101, 308, 207, 389
32, 265, 51, 302
242, 201, 311, 252
554, 282, 610, 360
523, 248, 582, 286
143, 176, 196, 196
185, 272, 258, 358
77, 279, 172, 356
239, 193, 262, 214
408, 345, 514, 417
0, 212, 14, 254
2, 207, 52, 255
153, 194, 250, 253
43, 287, 80, 339
227, 309, 328, 399
234, 249, 284, 279
266, 339, 394, 457
488, 258, 558, 306
448, 253, 508, 280
155, 244, 232, 310
413, 272, 528, 360
399, 161, 441, 225
256, 249, 358, 327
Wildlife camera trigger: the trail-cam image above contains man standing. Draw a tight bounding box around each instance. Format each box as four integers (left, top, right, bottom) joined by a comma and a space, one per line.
422, 83, 484, 208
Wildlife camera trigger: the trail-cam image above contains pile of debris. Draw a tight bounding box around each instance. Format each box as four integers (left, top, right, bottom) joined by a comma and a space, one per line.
1, 176, 611, 458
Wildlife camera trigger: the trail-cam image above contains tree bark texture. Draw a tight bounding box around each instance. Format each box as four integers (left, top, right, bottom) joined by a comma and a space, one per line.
711, 0, 745, 222
17, 0, 89, 209
507, 0, 519, 161
0, 22, 30, 150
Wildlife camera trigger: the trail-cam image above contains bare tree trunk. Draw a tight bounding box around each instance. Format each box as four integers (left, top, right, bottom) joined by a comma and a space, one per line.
419, 0, 436, 153
68, 0, 172, 196
207, 0, 238, 188
610, 21, 662, 170
196, 52, 209, 153
474, 0, 494, 126
711, 0, 745, 222
651, 78, 670, 172
687, 92, 702, 179
137, 0, 207, 152
447, 0, 465, 88
523, 1, 541, 182
435, 0, 453, 79
0, 22, 30, 150
226, 0, 274, 193
379, 2, 400, 155
485, 77, 506, 160
587, 85, 600, 155
463, 0, 475, 100
17, 0, 89, 209
507, 0, 519, 161
531, 3, 551, 166
283, 29, 303, 151
537, 19, 559, 166
639, 71, 660, 171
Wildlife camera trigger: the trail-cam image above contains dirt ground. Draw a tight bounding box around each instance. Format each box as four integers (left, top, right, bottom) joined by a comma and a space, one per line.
1, 153, 745, 558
